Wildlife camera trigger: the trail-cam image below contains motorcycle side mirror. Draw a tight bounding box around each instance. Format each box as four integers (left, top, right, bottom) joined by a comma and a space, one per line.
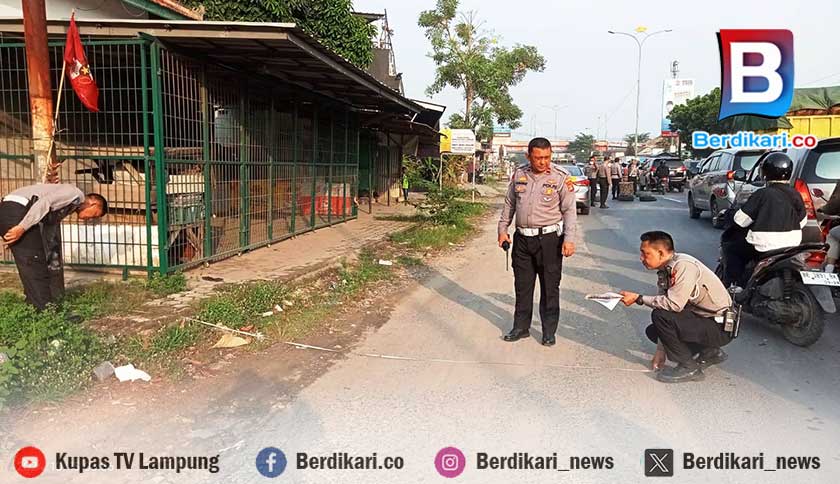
812, 188, 825, 198
733, 170, 747, 182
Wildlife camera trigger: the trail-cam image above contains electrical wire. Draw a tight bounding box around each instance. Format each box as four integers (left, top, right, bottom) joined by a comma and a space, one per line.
75, 0, 109, 12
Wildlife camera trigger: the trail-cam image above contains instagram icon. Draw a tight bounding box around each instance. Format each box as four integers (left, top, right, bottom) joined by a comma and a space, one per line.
435, 447, 466, 478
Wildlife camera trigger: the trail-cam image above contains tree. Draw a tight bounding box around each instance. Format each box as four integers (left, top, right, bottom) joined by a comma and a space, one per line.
566, 133, 595, 162
623, 132, 651, 156
182, 0, 376, 67
667, 88, 734, 156
419, 0, 545, 141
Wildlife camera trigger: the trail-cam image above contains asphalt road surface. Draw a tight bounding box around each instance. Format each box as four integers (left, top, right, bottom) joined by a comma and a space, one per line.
5, 191, 840, 483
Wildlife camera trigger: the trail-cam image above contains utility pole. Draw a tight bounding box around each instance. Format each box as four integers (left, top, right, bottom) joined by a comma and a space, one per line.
22, 0, 57, 181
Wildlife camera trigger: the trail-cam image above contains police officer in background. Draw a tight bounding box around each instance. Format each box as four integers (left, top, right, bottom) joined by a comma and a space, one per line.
498, 137, 577, 346
595, 157, 611, 208
0, 183, 107, 310
585, 155, 598, 207
618, 231, 733, 383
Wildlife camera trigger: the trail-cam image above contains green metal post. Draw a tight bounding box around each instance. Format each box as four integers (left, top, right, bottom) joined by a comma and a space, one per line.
344, 111, 349, 220
310, 106, 317, 229
327, 110, 333, 225
386, 133, 391, 206
200, 65, 212, 259
290, 102, 298, 234
239, 85, 249, 248
150, 43, 169, 274
140, 41, 153, 276
354, 119, 360, 218
268, 96, 276, 241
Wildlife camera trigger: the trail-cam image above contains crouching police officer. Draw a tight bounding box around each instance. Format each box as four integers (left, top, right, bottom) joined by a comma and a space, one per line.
0, 183, 107, 310
498, 137, 577, 346
619, 231, 733, 383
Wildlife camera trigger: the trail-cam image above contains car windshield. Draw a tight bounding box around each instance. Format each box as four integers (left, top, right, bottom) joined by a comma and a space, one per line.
735, 152, 762, 172
803, 145, 840, 182
559, 165, 583, 176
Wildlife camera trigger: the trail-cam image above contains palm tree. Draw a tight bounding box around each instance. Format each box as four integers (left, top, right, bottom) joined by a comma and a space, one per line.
624, 132, 651, 155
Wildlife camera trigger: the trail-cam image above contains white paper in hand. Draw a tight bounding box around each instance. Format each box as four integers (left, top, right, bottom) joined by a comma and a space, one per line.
585, 292, 624, 311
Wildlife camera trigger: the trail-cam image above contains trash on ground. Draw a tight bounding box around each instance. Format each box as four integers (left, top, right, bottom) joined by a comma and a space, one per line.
212, 334, 250, 349
282, 300, 294, 307
0, 352, 7, 365
201, 276, 224, 282
274, 304, 284, 312
185, 317, 265, 340
93, 361, 115, 382
378, 259, 393, 266
260, 311, 273, 317
585, 292, 624, 311
114, 363, 152, 382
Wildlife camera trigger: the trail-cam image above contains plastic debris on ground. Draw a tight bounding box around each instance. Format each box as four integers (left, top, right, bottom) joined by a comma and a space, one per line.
378, 260, 393, 266
114, 363, 152, 382
212, 334, 251, 349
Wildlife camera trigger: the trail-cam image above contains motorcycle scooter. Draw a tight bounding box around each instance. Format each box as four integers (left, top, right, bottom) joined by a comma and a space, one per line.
714, 171, 837, 347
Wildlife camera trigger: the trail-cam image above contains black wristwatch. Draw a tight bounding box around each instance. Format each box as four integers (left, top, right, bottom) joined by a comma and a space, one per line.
635, 295, 645, 305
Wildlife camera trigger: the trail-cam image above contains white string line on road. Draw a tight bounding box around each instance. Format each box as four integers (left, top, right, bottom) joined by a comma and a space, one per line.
661, 197, 684, 204
282, 341, 652, 373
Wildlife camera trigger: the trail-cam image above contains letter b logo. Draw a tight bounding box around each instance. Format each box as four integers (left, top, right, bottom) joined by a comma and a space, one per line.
718, 29, 794, 120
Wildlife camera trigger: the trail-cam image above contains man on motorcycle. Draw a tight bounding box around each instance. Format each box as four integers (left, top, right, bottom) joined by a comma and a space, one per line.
722, 152, 806, 288
654, 160, 670, 192
619, 231, 733, 383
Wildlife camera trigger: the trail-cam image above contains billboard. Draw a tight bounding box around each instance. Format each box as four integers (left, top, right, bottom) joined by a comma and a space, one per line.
661, 78, 695, 136
440, 128, 476, 154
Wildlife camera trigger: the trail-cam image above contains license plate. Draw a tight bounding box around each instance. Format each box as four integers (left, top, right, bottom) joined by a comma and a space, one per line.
800, 271, 840, 286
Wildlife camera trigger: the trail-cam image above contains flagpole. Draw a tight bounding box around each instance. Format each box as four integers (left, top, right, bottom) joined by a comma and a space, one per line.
41, 10, 72, 183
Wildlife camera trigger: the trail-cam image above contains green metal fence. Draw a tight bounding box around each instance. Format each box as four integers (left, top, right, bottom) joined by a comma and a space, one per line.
0, 38, 360, 274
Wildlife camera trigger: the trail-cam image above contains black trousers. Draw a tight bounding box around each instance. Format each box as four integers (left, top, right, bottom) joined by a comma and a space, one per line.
611, 178, 620, 199
588, 178, 598, 206
721, 236, 759, 287
0, 201, 64, 310
512, 231, 564, 337
597, 177, 609, 206
646, 309, 731, 369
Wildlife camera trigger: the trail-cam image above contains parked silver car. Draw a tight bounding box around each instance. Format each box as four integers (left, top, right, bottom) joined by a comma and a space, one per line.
687, 148, 765, 228
556, 164, 591, 215
733, 138, 840, 243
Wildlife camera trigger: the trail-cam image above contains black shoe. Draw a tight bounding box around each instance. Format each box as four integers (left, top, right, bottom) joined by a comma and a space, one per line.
656, 364, 704, 383
541, 335, 556, 346
600, 204, 608, 209
695, 348, 728, 368
503, 329, 530, 342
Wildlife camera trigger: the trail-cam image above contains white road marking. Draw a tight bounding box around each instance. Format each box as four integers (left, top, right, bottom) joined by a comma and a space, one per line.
662, 197, 684, 204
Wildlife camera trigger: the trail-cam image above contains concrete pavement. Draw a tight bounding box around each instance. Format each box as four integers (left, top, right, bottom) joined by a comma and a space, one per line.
4, 192, 840, 483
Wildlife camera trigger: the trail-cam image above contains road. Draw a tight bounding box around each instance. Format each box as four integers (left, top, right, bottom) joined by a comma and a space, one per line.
4, 191, 840, 483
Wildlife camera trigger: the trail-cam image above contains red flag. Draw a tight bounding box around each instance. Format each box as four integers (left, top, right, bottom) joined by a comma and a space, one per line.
63, 13, 99, 112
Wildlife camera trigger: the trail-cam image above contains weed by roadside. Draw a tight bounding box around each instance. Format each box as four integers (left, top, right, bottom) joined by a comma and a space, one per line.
0, 273, 188, 408
389, 185, 488, 249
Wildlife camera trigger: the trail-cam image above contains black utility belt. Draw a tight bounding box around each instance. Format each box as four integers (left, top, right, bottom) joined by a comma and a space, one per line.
714, 306, 742, 338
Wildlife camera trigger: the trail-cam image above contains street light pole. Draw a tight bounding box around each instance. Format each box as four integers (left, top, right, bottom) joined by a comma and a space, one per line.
608, 28, 671, 157
541, 104, 568, 140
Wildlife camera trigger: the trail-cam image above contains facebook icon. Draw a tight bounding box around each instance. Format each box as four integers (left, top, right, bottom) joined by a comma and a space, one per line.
256, 447, 287, 478
717, 29, 794, 120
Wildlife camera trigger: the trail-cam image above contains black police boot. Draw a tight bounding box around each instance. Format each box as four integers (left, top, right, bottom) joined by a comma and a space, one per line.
656, 364, 704, 383
541, 335, 556, 347
503, 329, 530, 342
695, 348, 728, 368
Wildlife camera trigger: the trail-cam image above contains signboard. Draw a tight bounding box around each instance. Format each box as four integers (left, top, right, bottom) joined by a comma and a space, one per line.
661, 78, 695, 136
447, 128, 476, 154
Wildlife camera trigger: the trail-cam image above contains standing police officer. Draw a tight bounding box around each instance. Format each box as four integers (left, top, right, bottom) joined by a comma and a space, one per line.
498, 138, 577, 346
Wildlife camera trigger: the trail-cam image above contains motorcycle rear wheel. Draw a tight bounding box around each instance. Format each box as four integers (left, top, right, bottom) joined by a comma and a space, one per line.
782, 283, 826, 347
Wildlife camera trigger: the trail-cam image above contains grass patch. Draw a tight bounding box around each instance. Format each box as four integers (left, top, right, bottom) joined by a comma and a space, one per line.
374, 214, 427, 223
390, 200, 487, 249
0, 272, 191, 408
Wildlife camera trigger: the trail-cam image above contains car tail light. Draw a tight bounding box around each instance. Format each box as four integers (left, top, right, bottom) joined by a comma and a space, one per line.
574, 179, 590, 186
806, 251, 826, 268
678, 166, 686, 172
726, 170, 735, 180
795, 179, 817, 219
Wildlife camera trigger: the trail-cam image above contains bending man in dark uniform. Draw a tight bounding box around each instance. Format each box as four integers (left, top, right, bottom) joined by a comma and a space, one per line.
0, 184, 107, 310
619, 231, 733, 383
498, 137, 577, 346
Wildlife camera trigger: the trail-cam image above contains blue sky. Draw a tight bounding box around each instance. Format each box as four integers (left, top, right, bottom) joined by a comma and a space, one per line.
354, 0, 840, 141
